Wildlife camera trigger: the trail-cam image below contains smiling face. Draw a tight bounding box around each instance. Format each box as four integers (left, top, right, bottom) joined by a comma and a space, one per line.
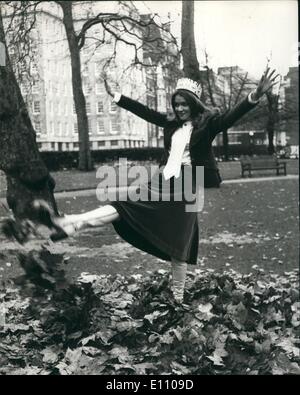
173, 94, 192, 122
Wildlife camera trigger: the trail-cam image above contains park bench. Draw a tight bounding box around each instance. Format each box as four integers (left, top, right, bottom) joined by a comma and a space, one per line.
240, 155, 287, 177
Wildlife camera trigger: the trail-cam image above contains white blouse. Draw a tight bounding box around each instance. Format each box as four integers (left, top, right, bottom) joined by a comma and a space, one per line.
163, 121, 192, 180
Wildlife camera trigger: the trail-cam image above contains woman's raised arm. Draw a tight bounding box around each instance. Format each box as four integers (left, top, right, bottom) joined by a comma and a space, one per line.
209, 68, 280, 138
104, 78, 168, 128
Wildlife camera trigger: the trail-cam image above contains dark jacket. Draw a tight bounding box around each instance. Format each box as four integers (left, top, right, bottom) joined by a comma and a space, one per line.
117, 95, 258, 188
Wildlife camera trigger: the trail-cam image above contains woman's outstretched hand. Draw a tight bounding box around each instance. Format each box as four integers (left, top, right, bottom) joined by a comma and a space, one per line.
252, 67, 280, 101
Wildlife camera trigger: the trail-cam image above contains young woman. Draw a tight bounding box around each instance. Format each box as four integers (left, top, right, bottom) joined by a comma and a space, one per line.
33, 68, 278, 303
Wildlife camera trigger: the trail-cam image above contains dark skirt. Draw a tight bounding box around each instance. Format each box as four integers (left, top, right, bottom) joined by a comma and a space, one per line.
110, 165, 200, 265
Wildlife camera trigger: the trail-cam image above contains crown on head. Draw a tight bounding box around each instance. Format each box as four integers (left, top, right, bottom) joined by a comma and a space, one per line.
175, 78, 202, 98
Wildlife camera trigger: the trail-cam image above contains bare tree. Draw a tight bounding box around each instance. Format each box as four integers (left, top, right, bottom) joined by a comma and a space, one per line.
233, 75, 293, 155
181, 0, 202, 84
180, 1, 290, 158
202, 61, 254, 160
7, 1, 179, 170
55, 1, 93, 171
54, 1, 179, 170
0, 7, 57, 218
265, 90, 279, 154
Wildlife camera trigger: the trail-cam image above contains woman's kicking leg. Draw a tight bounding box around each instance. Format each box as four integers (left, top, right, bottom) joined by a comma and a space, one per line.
171, 258, 187, 303
52, 205, 120, 240
32, 200, 119, 240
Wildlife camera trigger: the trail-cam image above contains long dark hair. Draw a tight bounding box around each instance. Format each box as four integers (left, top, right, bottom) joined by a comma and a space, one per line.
171, 89, 209, 118
168, 89, 220, 130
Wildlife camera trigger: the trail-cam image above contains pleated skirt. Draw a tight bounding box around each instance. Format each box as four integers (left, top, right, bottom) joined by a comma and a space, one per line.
110, 165, 199, 265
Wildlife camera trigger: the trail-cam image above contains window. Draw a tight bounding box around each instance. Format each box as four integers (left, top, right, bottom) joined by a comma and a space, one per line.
83, 81, 92, 95
97, 119, 105, 134
86, 101, 91, 114
98, 141, 105, 147
34, 121, 41, 135
96, 82, 105, 94
58, 122, 62, 136
111, 140, 118, 147
74, 122, 78, 134
88, 119, 93, 135
51, 142, 55, 150
32, 80, 39, 94
21, 82, 29, 95
97, 101, 104, 113
31, 62, 38, 74
110, 117, 119, 134
33, 101, 41, 114
73, 103, 76, 114
228, 133, 242, 145
110, 102, 117, 113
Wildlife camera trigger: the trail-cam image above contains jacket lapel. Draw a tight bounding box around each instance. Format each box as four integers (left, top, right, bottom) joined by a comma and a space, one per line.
189, 113, 212, 147
164, 112, 212, 149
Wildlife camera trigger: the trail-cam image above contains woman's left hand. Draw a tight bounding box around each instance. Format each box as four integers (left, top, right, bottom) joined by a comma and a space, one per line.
252, 67, 280, 101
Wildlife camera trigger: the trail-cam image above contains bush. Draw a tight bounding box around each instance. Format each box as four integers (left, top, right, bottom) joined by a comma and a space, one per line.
41, 148, 165, 171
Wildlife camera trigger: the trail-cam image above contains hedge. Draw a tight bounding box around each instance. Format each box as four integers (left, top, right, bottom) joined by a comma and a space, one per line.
40, 145, 276, 171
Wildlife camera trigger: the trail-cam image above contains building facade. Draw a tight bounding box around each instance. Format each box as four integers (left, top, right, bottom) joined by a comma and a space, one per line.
4, 2, 180, 152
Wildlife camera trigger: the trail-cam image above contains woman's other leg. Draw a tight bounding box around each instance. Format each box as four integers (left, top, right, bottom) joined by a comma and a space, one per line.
171, 258, 187, 303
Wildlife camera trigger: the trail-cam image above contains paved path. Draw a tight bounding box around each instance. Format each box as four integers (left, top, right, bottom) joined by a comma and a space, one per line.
0, 174, 298, 203
53, 174, 298, 200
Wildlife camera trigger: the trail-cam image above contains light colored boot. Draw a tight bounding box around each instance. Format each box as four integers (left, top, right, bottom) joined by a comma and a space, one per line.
32, 200, 119, 241
50, 205, 120, 240
171, 259, 187, 303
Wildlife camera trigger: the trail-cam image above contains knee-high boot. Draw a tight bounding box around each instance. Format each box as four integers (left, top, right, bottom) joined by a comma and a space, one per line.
31, 201, 120, 241
55, 205, 119, 235
171, 258, 187, 303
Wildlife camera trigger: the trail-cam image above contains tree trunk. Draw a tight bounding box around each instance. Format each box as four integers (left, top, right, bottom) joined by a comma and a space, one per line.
222, 129, 229, 161
0, 9, 57, 219
266, 92, 279, 155
59, 1, 93, 171
181, 0, 202, 83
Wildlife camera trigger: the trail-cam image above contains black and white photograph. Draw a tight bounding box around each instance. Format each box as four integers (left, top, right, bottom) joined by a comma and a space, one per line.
0, 0, 299, 377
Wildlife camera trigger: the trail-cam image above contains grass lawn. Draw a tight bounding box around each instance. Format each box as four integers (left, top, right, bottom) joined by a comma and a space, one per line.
0, 159, 298, 197
0, 177, 298, 281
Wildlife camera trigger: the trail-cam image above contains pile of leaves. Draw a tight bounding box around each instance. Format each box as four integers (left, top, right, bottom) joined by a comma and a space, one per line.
0, 215, 299, 375
0, 263, 299, 375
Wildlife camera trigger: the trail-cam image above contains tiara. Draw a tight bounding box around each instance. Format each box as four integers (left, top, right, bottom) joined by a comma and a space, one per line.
175, 78, 202, 98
